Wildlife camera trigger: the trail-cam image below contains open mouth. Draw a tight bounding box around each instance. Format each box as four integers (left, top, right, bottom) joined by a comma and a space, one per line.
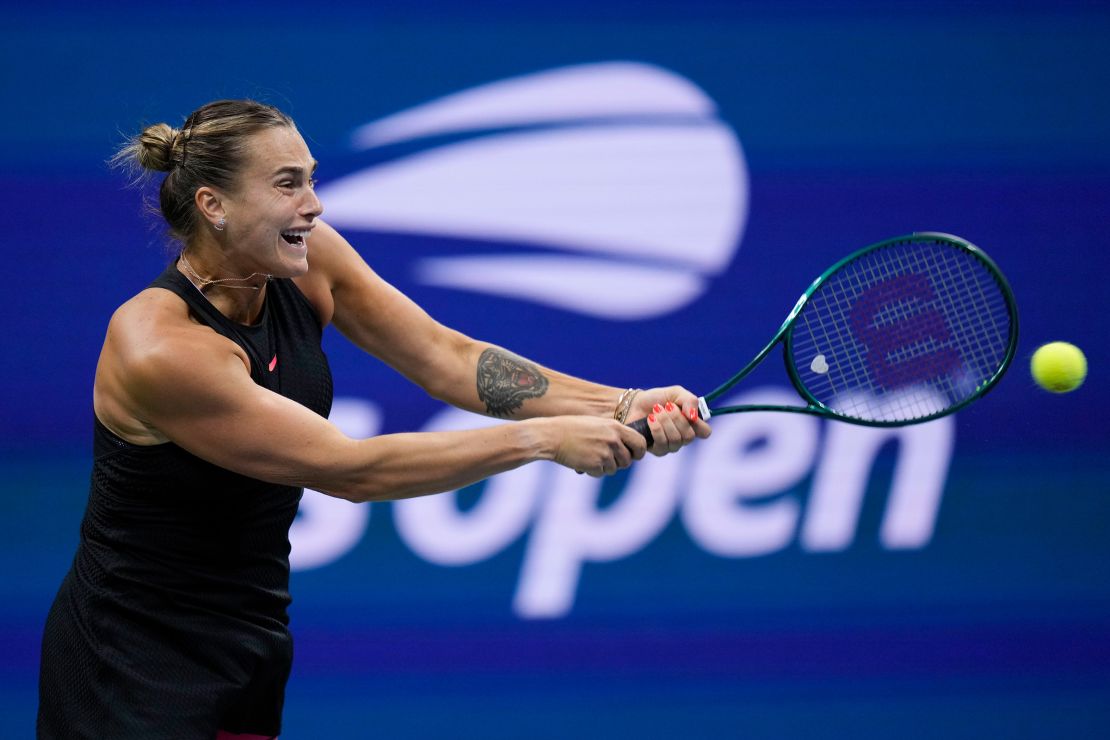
281, 229, 310, 247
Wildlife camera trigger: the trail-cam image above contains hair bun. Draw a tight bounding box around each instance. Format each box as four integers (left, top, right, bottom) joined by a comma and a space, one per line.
135, 123, 180, 172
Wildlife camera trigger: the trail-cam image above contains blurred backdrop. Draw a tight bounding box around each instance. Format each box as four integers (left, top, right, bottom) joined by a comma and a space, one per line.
2, 1, 1109, 737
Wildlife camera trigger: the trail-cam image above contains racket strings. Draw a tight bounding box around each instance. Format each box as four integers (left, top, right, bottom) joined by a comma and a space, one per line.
928, 244, 1011, 385
790, 237, 1013, 423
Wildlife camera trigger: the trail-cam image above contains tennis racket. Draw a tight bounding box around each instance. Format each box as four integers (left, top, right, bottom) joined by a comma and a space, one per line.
631, 232, 1018, 445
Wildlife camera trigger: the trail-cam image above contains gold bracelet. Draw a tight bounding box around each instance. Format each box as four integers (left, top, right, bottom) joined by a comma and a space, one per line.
613, 388, 642, 424
615, 389, 633, 423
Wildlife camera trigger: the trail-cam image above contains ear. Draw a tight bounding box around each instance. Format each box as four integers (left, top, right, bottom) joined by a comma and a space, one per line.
195, 186, 226, 229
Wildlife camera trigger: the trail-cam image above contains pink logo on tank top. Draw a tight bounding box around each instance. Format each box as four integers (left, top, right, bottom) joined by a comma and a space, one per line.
268, 355, 278, 372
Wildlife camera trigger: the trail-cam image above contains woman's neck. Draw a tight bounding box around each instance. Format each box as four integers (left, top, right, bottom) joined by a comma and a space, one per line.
177, 247, 271, 325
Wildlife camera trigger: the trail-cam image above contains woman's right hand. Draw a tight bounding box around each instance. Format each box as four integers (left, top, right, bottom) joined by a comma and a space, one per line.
540, 416, 648, 477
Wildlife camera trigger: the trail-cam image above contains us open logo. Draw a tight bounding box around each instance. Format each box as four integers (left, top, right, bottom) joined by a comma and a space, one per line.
314, 61, 749, 319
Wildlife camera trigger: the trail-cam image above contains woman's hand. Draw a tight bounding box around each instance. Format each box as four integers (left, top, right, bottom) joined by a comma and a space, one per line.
627, 386, 712, 455
541, 416, 649, 477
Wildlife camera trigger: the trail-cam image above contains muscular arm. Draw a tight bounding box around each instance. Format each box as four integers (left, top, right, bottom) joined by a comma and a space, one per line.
94, 291, 646, 502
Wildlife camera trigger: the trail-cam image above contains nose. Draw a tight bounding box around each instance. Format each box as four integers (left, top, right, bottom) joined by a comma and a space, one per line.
302, 186, 324, 219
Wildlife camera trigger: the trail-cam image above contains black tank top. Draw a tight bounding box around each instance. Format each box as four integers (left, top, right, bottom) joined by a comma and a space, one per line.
38, 262, 333, 738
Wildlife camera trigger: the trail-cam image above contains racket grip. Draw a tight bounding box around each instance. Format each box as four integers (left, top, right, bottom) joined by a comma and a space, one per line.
628, 417, 654, 447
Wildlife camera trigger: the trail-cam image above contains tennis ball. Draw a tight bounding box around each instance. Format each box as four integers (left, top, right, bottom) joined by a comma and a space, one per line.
1030, 341, 1087, 393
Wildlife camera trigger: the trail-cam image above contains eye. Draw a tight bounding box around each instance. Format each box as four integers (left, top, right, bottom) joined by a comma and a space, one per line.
309, 177, 318, 189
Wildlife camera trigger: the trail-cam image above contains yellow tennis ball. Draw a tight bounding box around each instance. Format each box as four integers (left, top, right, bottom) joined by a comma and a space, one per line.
1030, 341, 1087, 393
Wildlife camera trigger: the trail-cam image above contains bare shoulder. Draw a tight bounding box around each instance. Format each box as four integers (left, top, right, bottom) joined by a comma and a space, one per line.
107, 287, 248, 370
302, 219, 372, 277
292, 220, 458, 382
94, 287, 250, 443
293, 219, 376, 327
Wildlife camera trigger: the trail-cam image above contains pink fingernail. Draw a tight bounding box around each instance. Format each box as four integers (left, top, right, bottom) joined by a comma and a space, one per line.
653, 404, 664, 414
648, 413, 656, 423
665, 402, 675, 412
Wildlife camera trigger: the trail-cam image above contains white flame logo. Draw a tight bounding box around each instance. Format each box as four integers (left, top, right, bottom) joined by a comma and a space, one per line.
317, 62, 748, 320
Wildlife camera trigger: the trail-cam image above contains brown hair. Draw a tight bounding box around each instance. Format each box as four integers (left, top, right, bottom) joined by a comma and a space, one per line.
112, 100, 295, 244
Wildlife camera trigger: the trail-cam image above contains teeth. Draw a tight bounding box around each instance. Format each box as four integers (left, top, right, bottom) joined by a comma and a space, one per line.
282, 230, 311, 239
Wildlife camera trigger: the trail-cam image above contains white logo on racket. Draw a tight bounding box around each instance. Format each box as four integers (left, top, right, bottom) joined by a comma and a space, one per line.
316, 62, 748, 320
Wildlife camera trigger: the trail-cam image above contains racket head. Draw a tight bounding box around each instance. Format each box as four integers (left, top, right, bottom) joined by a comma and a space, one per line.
783, 232, 1018, 425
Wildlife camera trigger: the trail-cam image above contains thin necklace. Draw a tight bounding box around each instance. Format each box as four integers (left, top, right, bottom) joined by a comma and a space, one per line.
179, 251, 272, 292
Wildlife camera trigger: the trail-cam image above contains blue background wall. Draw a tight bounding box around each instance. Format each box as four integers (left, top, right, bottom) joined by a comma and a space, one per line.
2, 2, 1109, 737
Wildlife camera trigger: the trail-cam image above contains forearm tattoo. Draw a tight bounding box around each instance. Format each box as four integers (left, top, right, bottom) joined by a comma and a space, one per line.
476, 348, 549, 417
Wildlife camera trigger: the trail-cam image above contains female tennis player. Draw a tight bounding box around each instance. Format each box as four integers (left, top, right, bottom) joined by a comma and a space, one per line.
36, 99, 710, 739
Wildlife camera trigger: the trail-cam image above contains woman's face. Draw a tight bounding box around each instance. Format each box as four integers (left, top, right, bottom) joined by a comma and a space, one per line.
220, 125, 323, 277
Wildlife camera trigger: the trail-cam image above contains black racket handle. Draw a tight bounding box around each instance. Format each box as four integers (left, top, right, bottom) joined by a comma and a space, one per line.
628, 417, 654, 447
